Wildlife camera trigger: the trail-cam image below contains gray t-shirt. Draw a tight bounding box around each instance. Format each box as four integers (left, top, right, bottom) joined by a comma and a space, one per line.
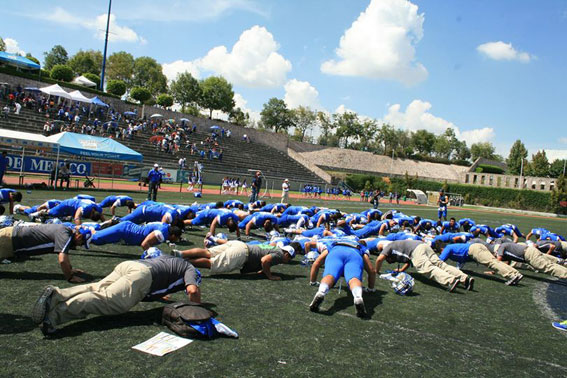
469, 238, 496, 253
381, 240, 423, 263
536, 240, 563, 257
12, 224, 74, 256
241, 244, 285, 274
139, 255, 199, 301
496, 243, 527, 262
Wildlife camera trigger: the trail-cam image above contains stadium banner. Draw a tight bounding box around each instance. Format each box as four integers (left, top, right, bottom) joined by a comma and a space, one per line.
161, 169, 177, 183
177, 170, 190, 183
6, 155, 91, 176
123, 165, 142, 179
91, 161, 124, 176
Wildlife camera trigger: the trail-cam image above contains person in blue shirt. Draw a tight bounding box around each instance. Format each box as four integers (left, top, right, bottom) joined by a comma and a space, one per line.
224, 199, 245, 210
281, 205, 313, 217
430, 232, 473, 252
187, 209, 240, 237
457, 218, 476, 232
120, 204, 181, 225
15, 199, 61, 218
277, 213, 311, 229
238, 212, 279, 236
539, 232, 566, 242
439, 242, 523, 285
0, 188, 22, 214
147, 163, 163, 201
525, 228, 550, 241
353, 220, 395, 239
308, 241, 376, 318
439, 218, 460, 234
0, 151, 7, 185
345, 213, 368, 227
414, 218, 436, 234
495, 224, 523, 243
90, 221, 181, 250
99, 195, 136, 216
36, 199, 104, 225
361, 208, 382, 222
470, 224, 499, 238
437, 190, 449, 221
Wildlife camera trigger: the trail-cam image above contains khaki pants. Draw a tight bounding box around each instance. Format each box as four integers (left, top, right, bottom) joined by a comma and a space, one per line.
468, 244, 519, 279
525, 247, 567, 279
281, 191, 289, 204
411, 244, 466, 286
48, 261, 152, 326
208, 241, 248, 274
0, 227, 14, 259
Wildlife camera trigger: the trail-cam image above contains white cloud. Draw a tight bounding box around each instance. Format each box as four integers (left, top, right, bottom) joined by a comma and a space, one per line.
284, 79, 321, 109
477, 41, 534, 63
3, 38, 25, 55
383, 99, 495, 144
197, 25, 292, 88
234, 93, 261, 122
544, 149, 567, 162
321, 0, 427, 85
161, 60, 201, 82
559, 137, 567, 144
42, 7, 145, 44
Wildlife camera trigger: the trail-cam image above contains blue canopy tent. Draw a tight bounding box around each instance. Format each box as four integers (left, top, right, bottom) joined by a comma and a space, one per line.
47, 132, 143, 162
0, 51, 41, 70
91, 96, 109, 107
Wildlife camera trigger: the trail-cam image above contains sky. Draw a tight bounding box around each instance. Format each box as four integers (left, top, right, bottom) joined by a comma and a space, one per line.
2, 0, 566, 160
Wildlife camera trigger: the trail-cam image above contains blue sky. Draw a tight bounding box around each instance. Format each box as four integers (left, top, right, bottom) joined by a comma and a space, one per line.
2, 0, 566, 160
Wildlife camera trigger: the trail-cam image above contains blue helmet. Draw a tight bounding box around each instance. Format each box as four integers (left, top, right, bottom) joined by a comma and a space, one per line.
215, 233, 228, 240
392, 272, 415, 296
141, 247, 163, 260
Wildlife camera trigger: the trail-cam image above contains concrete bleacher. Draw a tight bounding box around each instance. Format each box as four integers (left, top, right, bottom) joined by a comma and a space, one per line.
294, 147, 469, 183
0, 106, 327, 187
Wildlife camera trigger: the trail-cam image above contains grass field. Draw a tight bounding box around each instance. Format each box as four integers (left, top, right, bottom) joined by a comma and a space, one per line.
1, 188, 566, 377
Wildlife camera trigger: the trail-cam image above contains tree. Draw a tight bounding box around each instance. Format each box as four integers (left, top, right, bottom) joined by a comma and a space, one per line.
170, 72, 201, 110
334, 111, 364, 148
228, 107, 250, 127
68, 50, 102, 76
43, 45, 69, 70
199, 76, 234, 119
156, 94, 174, 108
529, 150, 550, 177
454, 140, 471, 161
50, 65, 74, 82
106, 79, 127, 96
132, 57, 167, 95
291, 106, 317, 142
470, 142, 498, 161
129, 86, 152, 104
433, 134, 452, 159
506, 140, 528, 175
83, 73, 100, 88
550, 174, 567, 215
25, 53, 40, 65
260, 98, 294, 133
549, 159, 567, 178
0, 37, 5, 52
411, 129, 436, 156
106, 51, 134, 86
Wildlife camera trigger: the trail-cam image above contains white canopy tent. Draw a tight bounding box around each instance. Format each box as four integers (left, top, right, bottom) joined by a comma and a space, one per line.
72, 75, 97, 88
40, 84, 71, 99
407, 189, 427, 205
68, 90, 93, 103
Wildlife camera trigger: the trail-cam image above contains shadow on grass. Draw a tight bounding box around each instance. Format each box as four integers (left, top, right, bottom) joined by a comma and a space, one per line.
207, 272, 304, 281
77, 250, 138, 260
0, 313, 36, 334
522, 273, 567, 286
318, 289, 387, 319
0, 270, 100, 282
465, 270, 506, 284
412, 274, 466, 294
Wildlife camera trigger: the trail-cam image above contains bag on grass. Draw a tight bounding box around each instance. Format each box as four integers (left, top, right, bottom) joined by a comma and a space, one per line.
162, 302, 239, 339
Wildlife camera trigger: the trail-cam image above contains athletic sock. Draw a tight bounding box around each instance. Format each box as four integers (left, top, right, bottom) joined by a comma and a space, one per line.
352, 286, 363, 301
317, 282, 329, 296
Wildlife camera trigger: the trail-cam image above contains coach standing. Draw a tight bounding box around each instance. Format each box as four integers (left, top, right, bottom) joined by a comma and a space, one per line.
281, 178, 290, 203
147, 163, 163, 201
250, 171, 262, 203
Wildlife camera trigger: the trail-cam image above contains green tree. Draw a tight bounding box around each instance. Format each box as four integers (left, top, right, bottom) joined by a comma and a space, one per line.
199, 76, 234, 119
470, 142, 498, 161
260, 97, 294, 133
291, 106, 317, 142
0, 37, 5, 51
106, 79, 127, 96
549, 159, 567, 178
228, 107, 249, 127
49, 65, 74, 82
529, 150, 550, 177
25, 53, 40, 65
156, 94, 174, 108
106, 51, 134, 86
83, 73, 100, 88
411, 129, 436, 156
170, 72, 201, 110
454, 140, 471, 161
132, 57, 167, 96
433, 134, 452, 159
334, 111, 364, 148
506, 140, 528, 175
550, 174, 567, 215
68, 50, 102, 76
316, 111, 335, 145
129, 86, 152, 104
43, 45, 68, 70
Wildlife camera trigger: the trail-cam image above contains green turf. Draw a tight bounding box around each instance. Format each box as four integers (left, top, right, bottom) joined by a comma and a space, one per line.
1, 189, 566, 377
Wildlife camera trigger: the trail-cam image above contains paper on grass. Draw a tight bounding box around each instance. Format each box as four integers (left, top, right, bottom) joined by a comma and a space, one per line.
132, 332, 193, 356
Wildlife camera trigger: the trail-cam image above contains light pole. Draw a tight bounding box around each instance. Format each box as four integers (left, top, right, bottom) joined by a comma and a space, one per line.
99, 0, 112, 91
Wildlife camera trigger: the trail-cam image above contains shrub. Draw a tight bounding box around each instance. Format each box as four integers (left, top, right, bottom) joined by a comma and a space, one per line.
106, 79, 126, 96
49, 64, 74, 82
156, 93, 174, 108
82, 73, 100, 88
477, 164, 505, 174
130, 86, 152, 104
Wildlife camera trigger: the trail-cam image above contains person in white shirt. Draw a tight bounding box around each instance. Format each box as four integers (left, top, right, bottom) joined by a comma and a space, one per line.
14, 102, 22, 115
281, 179, 290, 203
